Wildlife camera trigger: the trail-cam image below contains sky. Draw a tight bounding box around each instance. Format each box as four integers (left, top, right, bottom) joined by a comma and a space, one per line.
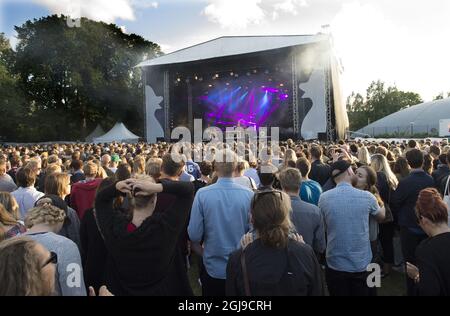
1, 0, 449, 101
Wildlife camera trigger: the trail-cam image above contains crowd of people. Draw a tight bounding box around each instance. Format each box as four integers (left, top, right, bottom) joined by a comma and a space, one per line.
0, 137, 449, 296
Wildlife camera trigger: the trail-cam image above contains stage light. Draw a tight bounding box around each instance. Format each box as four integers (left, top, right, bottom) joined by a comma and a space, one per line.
230, 72, 234, 76
177, 78, 181, 82
215, 74, 219, 78
279, 83, 284, 87
226, 83, 230, 86
253, 69, 257, 73
208, 84, 213, 88
194, 76, 198, 80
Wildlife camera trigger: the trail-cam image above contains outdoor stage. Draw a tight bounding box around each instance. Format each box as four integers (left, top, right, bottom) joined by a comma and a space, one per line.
137, 35, 349, 143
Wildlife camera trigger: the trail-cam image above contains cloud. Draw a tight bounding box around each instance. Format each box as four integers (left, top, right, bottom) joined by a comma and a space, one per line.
202, 0, 309, 29
202, 0, 265, 30
273, 0, 308, 15
159, 43, 172, 53
31, 0, 136, 23
131, 0, 158, 9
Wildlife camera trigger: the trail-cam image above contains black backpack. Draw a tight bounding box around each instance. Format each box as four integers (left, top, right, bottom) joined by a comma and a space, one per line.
240, 243, 308, 296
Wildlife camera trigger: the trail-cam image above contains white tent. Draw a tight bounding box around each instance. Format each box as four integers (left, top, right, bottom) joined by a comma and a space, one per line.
85, 124, 105, 143
93, 123, 140, 143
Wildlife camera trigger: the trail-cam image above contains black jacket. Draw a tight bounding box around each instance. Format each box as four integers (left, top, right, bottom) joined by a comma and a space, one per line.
103, 167, 115, 178
310, 160, 331, 187
391, 170, 435, 232
71, 172, 86, 185
432, 165, 450, 195
80, 208, 108, 293
95, 180, 194, 296
416, 232, 450, 296
226, 239, 324, 296
376, 172, 392, 205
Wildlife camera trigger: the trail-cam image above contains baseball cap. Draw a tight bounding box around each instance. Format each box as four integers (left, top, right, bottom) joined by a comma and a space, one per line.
330, 160, 352, 179
111, 154, 121, 163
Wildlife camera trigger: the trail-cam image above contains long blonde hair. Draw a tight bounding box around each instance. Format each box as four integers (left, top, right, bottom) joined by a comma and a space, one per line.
371, 154, 399, 190
283, 149, 297, 166
0, 203, 19, 241
358, 146, 371, 165
0, 192, 20, 221
133, 155, 146, 176
0, 237, 53, 296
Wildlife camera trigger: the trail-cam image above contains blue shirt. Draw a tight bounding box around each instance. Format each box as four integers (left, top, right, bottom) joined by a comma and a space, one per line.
290, 196, 326, 254
319, 182, 380, 273
300, 179, 323, 206
186, 160, 201, 179
188, 178, 254, 279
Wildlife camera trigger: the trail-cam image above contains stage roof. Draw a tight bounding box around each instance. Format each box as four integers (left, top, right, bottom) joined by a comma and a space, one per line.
136, 35, 329, 68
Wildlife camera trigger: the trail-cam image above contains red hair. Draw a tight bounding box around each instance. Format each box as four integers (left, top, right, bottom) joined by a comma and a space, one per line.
416, 188, 448, 224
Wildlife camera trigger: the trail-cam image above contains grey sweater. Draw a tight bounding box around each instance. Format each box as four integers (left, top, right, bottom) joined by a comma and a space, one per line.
26, 232, 86, 296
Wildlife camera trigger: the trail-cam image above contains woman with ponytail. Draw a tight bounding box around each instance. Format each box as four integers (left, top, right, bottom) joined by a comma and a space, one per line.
371, 154, 398, 276
226, 190, 324, 296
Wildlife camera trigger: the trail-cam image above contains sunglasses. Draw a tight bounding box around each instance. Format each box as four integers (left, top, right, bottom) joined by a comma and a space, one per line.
252, 190, 283, 208
41, 251, 58, 269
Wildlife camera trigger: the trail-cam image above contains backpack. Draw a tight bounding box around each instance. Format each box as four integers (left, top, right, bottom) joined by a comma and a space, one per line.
240, 243, 307, 296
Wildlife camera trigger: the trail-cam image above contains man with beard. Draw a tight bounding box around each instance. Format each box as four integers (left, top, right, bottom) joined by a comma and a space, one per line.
318, 160, 385, 296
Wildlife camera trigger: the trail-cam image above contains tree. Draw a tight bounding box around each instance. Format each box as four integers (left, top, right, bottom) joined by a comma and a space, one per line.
347, 80, 423, 131
433, 92, 450, 101
0, 33, 28, 141
11, 15, 162, 141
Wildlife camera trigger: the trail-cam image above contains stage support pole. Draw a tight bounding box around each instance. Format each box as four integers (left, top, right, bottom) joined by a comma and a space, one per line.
142, 67, 147, 142
291, 54, 299, 138
325, 58, 334, 142
163, 70, 170, 141
187, 78, 193, 142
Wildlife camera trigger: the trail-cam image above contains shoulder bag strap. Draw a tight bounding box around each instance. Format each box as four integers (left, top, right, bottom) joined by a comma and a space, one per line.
445, 175, 450, 197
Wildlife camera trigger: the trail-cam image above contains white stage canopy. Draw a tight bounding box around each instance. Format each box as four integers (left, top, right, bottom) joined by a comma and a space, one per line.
136, 35, 327, 68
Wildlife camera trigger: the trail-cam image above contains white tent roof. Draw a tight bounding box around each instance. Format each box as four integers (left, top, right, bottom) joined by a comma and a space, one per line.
85, 124, 105, 143
358, 98, 450, 136
93, 123, 140, 143
136, 35, 328, 68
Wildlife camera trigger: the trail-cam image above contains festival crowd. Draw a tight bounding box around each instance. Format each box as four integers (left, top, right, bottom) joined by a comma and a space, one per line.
0, 137, 449, 296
